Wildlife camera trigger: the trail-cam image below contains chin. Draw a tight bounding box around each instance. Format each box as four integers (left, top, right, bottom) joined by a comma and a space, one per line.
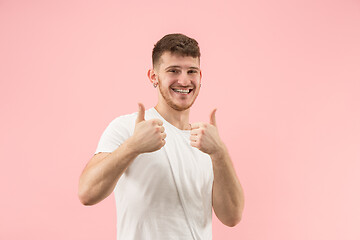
169, 101, 195, 111
171, 105, 191, 111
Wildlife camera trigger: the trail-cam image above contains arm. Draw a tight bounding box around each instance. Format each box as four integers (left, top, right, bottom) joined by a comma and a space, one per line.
190, 109, 245, 227
210, 143, 244, 227
78, 140, 139, 206
78, 103, 166, 206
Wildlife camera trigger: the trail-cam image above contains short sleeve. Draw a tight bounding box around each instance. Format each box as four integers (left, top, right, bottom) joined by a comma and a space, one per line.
94, 116, 134, 155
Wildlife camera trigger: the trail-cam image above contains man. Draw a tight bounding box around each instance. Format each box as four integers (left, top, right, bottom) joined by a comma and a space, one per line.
78, 33, 245, 239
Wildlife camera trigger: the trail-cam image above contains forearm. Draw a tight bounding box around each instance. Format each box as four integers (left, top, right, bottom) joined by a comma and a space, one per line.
78, 138, 139, 205
211, 143, 245, 227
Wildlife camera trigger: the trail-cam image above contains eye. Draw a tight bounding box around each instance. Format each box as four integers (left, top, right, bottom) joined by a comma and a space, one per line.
168, 69, 180, 74
188, 70, 198, 74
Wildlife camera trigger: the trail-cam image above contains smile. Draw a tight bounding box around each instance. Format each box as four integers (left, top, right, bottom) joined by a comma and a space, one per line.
171, 88, 193, 94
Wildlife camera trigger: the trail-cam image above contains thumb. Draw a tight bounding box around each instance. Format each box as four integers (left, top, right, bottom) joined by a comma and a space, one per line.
136, 103, 145, 124
210, 108, 217, 126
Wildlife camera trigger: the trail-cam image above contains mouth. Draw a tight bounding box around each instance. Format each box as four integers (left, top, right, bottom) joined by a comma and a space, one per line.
171, 88, 194, 94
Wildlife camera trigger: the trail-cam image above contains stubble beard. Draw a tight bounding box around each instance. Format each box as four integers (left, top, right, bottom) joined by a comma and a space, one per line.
158, 78, 199, 112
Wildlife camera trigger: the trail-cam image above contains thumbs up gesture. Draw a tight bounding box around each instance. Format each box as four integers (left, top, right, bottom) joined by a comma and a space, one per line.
129, 103, 166, 154
190, 109, 225, 155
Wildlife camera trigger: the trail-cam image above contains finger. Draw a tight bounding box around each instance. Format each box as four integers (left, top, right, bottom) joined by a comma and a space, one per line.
159, 126, 165, 133
161, 132, 167, 140
190, 122, 202, 129
190, 141, 198, 148
153, 119, 163, 126
190, 135, 197, 141
210, 108, 217, 126
136, 103, 145, 124
190, 128, 203, 136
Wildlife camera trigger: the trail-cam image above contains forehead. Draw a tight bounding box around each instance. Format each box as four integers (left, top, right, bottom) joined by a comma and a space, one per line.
157, 52, 200, 70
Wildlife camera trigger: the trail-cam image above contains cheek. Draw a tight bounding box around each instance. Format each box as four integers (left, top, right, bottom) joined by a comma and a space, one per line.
158, 77, 171, 86
168, 79, 180, 87
193, 79, 201, 87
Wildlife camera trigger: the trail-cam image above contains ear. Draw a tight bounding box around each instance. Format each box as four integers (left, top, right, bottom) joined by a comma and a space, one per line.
147, 69, 157, 85
199, 70, 202, 85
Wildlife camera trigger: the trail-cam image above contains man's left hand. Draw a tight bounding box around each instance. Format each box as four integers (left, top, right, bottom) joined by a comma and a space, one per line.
190, 109, 225, 156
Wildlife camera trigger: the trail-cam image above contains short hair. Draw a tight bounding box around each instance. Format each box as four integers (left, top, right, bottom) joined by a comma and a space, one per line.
152, 33, 201, 68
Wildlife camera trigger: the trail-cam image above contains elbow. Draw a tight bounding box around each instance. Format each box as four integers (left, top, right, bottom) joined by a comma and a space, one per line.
226, 197, 245, 227
221, 208, 243, 227
78, 194, 93, 206
78, 191, 91, 206
78, 185, 96, 206
224, 214, 242, 227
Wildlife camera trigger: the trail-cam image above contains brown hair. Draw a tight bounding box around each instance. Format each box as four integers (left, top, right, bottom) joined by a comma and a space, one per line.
152, 33, 201, 68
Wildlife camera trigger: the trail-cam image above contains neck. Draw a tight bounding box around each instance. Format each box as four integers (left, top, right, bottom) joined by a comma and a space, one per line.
154, 103, 191, 130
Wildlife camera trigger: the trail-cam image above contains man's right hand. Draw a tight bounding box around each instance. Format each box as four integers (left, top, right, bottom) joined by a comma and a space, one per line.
128, 103, 166, 154
78, 103, 166, 205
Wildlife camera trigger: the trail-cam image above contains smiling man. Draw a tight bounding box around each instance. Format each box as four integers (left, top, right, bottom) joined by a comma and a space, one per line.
78, 33, 245, 240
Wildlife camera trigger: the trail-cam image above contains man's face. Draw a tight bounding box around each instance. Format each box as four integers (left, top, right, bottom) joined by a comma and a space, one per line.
154, 52, 202, 111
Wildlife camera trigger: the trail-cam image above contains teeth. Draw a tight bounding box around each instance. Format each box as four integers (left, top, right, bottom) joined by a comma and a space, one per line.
173, 89, 190, 93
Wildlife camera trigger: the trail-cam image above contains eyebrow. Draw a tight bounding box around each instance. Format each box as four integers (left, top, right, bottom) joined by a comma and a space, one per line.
165, 65, 200, 71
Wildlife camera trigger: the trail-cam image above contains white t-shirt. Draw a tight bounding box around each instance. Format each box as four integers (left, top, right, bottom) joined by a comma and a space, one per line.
95, 108, 214, 240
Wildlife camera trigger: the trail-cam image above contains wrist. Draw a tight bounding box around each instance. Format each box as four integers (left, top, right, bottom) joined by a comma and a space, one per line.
210, 142, 227, 159
123, 137, 142, 157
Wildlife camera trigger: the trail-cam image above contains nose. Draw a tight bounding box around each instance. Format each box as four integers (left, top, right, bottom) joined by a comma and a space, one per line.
177, 72, 191, 86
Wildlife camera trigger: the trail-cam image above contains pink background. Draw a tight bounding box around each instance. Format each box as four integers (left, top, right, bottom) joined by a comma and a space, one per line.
1, 0, 359, 239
